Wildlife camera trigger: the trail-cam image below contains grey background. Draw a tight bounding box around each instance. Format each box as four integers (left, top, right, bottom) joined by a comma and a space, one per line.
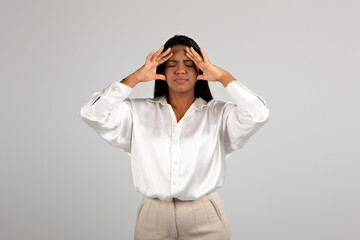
1, 0, 359, 239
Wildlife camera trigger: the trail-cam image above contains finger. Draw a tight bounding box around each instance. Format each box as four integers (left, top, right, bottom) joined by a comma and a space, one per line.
159, 47, 171, 57
187, 47, 202, 63
200, 48, 210, 63
155, 74, 167, 81
159, 49, 172, 59
155, 45, 164, 55
145, 50, 155, 64
186, 47, 201, 64
185, 47, 196, 59
185, 48, 196, 63
185, 52, 196, 63
146, 49, 155, 60
158, 52, 173, 65
157, 48, 172, 61
189, 46, 204, 63
185, 52, 201, 68
185, 46, 193, 58
151, 45, 164, 61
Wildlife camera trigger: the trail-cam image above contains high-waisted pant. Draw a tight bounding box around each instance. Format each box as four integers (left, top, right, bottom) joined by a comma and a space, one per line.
134, 190, 230, 240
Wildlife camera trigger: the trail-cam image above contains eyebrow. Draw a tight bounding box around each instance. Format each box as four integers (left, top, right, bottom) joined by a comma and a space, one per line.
168, 60, 194, 63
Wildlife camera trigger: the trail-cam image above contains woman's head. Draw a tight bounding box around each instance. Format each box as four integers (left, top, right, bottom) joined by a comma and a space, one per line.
154, 35, 213, 102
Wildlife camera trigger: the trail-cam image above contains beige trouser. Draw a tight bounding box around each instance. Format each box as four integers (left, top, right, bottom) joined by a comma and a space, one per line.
134, 190, 230, 240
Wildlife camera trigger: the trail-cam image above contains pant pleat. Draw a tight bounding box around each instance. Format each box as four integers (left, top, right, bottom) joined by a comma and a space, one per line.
134, 190, 230, 240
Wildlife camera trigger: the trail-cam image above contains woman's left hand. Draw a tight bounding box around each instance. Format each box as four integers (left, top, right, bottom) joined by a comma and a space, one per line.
185, 46, 228, 82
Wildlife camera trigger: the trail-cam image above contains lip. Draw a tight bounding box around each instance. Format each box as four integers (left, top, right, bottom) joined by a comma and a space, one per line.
174, 78, 188, 83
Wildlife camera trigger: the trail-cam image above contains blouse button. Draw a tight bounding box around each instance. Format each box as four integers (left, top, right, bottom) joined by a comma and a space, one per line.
173, 181, 176, 185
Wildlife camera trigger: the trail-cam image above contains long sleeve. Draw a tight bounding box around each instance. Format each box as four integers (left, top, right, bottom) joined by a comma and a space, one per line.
221, 80, 270, 158
80, 81, 133, 155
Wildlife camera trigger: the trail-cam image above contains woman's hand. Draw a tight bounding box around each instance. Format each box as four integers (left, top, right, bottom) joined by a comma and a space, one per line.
132, 45, 173, 82
185, 46, 232, 83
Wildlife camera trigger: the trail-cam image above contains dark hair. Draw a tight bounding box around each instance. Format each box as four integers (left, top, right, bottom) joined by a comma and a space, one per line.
154, 35, 213, 102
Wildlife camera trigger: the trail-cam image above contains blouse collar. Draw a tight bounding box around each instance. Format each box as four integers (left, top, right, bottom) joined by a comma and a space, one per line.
146, 95, 210, 111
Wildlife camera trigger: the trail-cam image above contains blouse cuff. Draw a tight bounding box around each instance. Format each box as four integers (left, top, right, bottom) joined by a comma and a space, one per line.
84, 81, 133, 119
225, 80, 266, 107
100, 81, 133, 105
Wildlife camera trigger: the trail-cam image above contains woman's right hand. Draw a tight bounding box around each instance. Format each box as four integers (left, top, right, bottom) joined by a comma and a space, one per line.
132, 45, 173, 82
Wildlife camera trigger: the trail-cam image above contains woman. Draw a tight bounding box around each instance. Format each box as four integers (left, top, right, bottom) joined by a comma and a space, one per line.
80, 35, 270, 239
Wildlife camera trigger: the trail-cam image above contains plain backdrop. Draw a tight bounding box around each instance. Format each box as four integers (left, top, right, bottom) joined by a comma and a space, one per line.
1, 0, 359, 239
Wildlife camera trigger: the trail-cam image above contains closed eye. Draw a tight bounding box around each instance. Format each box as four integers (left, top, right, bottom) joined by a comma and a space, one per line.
167, 60, 194, 68
168, 64, 194, 67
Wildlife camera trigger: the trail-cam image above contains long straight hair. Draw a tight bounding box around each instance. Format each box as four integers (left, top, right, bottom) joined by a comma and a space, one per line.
154, 35, 213, 102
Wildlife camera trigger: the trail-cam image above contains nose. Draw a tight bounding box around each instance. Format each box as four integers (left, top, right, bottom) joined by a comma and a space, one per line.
175, 63, 186, 74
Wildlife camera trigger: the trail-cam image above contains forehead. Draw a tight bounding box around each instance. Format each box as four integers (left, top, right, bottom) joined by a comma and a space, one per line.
168, 44, 190, 60
170, 44, 187, 54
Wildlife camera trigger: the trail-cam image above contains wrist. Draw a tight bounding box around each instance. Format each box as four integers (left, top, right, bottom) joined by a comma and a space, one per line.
120, 74, 140, 88
218, 71, 236, 87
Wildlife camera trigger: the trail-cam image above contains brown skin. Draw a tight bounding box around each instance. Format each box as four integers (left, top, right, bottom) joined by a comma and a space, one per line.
163, 44, 199, 119
163, 44, 235, 121
92, 45, 236, 117
92, 45, 173, 105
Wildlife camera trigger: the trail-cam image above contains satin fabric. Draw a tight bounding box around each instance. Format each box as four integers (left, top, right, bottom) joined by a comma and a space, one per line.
80, 80, 270, 201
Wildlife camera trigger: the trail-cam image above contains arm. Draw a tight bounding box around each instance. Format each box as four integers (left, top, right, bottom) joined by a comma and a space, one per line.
80, 75, 138, 153
80, 45, 172, 153
183, 46, 270, 157
220, 72, 270, 157
90, 74, 139, 106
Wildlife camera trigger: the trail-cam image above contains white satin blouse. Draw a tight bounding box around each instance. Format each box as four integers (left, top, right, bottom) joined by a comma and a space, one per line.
80, 80, 270, 201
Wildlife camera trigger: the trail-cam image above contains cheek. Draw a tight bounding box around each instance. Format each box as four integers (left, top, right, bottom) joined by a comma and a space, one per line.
164, 68, 171, 76
190, 68, 199, 76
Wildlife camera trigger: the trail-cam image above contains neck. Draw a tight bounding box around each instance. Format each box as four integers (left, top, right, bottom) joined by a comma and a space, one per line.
167, 91, 196, 110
